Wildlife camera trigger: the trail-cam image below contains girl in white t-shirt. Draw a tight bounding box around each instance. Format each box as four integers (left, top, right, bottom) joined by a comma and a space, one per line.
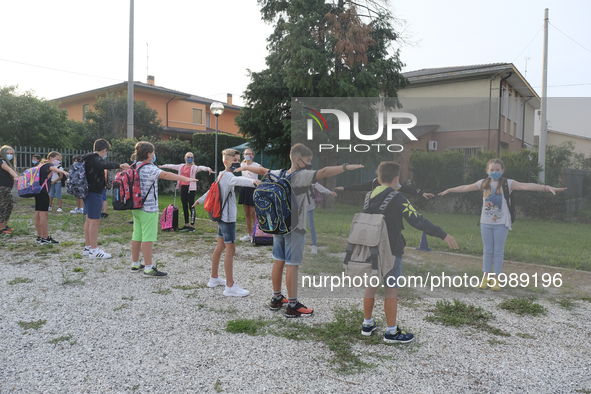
439, 158, 566, 291
238, 148, 260, 242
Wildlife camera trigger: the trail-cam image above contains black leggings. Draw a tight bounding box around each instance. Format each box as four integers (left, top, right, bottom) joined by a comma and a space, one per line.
180, 185, 196, 225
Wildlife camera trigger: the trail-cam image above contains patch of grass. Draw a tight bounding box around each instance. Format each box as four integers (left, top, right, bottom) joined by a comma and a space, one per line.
152, 288, 172, 295
113, 304, 130, 311
60, 241, 76, 247
515, 332, 535, 339
60, 267, 86, 286
498, 298, 547, 317
487, 338, 507, 345
556, 298, 577, 310
73, 267, 84, 273
171, 283, 206, 291
213, 379, 223, 392
8, 277, 34, 285
226, 318, 267, 336
425, 299, 510, 337
48, 334, 73, 345
18, 319, 46, 331
72, 252, 82, 259
122, 296, 135, 301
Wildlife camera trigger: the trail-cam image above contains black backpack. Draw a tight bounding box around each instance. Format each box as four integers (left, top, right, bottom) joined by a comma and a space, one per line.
477, 178, 515, 225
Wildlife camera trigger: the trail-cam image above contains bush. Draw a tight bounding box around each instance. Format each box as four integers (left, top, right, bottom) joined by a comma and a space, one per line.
467, 149, 539, 184
409, 149, 464, 192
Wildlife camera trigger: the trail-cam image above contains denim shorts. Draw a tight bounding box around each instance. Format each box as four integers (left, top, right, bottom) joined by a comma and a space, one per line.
83, 192, 103, 219
272, 230, 306, 266
102, 188, 107, 201
382, 257, 403, 289
217, 220, 236, 244
49, 183, 62, 199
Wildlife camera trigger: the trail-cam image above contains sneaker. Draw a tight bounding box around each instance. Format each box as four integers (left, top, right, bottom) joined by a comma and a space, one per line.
362, 321, 378, 336
131, 264, 145, 273
40, 237, 59, 245
35, 236, 43, 244
240, 234, 251, 242
384, 327, 414, 344
178, 226, 189, 232
489, 278, 501, 291
100, 213, 108, 218
88, 249, 112, 259
1, 227, 13, 234
479, 277, 489, 290
57, 208, 63, 213
185, 227, 195, 232
83, 247, 91, 257
143, 267, 167, 278
270, 295, 289, 310
48, 206, 52, 211
285, 302, 314, 318
70, 208, 78, 214
311, 245, 318, 254
128, 220, 134, 224
223, 283, 250, 297
207, 277, 227, 288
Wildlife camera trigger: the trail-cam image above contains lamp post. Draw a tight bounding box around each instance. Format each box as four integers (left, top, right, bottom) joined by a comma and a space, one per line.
210, 102, 225, 176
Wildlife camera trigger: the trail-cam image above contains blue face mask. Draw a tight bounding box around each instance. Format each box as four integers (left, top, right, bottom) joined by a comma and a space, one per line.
32, 160, 38, 165
186, 158, 194, 164
6, 154, 13, 161
488, 171, 502, 181
151, 154, 156, 164
103, 154, 107, 159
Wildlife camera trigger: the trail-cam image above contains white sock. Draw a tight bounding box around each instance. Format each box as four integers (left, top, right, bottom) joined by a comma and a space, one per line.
364, 318, 373, 325
90, 248, 98, 253
132, 261, 140, 267
145, 265, 152, 271
387, 325, 397, 334
85, 245, 91, 250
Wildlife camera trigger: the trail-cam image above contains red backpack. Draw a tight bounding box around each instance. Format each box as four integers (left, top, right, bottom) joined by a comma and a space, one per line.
111, 162, 156, 210
203, 173, 231, 221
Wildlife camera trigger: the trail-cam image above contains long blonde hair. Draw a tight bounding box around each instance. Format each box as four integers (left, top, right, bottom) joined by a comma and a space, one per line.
40, 151, 61, 166
481, 158, 505, 194
0, 145, 16, 170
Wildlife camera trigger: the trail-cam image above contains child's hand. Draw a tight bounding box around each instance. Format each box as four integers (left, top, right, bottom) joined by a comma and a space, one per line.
443, 234, 458, 250
192, 201, 200, 207
334, 186, 344, 191
52, 180, 57, 185
158, 165, 164, 169
438, 190, 450, 196
188, 178, 198, 183
347, 164, 364, 170
549, 186, 567, 195
330, 191, 337, 197
13, 176, 18, 182
253, 180, 261, 187
120, 163, 130, 170
62, 171, 69, 177
422, 192, 435, 199
207, 168, 214, 174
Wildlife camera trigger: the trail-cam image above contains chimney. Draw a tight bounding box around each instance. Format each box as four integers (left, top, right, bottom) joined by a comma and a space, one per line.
227, 93, 232, 106
147, 75, 155, 86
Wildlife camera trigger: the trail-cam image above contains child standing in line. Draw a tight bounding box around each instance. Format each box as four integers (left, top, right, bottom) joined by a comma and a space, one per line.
70, 156, 84, 214
48, 158, 64, 212
238, 148, 260, 242
194, 148, 260, 296
159, 152, 212, 232
0, 146, 19, 234
362, 162, 458, 343
240, 143, 364, 317
439, 158, 566, 291
130, 142, 199, 277
100, 170, 109, 219
306, 182, 337, 254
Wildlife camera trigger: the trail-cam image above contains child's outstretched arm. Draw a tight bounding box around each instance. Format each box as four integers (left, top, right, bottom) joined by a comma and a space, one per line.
235, 165, 269, 176
159, 171, 197, 183
439, 182, 480, 196
48, 166, 69, 178
316, 164, 363, 179
511, 182, 567, 195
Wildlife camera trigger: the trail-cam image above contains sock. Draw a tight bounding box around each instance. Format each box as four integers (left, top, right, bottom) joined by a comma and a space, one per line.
387, 325, 397, 334
273, 290, 282, 299
145, 265, 152, 271
364, 318, 373, 325
288, 298, 298, 307
90, 248, 98, 253
85, 245, 91, 250
132, 261, 140, 267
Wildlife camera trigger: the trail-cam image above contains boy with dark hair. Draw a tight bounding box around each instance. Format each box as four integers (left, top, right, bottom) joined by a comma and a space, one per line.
361, 161, 458, 343
82, 139, 129, 259
240, 143, 363, 317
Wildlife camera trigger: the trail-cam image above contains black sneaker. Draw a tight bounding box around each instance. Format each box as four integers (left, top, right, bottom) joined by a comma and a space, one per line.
270, 295, 289, 310
362, 321, 378, 336
178, 226, 189, 232
185, 227, 195, 232
35, 236, 43, 244
143, 267, 167, 278
384, 327, 414, 344
40, 237, 59, 245
100, 213, 109, 218
128, 221, 134, 224
285, 302, 313, 318
131, 264, 145, 273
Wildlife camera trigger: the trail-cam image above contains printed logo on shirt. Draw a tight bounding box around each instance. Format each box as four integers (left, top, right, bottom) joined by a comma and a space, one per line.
402, 202, 418, 218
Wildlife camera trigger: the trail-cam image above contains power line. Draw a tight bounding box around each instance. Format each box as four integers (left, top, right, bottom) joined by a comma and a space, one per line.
511, 24, 543, 64
549, 22, 591, 54
0, 58, 123, 82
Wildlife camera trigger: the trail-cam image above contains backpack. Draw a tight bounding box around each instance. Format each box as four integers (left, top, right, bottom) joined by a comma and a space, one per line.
203, 173, 231, 221
17, 165, 49, 198
160, 189, 179, 231
343, 190, 398, 279
477, 178, 515, 225
111, 162, 156, 210
313, 187, 324, 204
253, 170, 304, 235
66, 161, 88, 199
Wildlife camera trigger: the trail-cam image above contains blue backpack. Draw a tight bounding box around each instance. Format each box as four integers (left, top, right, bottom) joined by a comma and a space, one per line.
253, 170, 302, 235
66, 161, 88, 199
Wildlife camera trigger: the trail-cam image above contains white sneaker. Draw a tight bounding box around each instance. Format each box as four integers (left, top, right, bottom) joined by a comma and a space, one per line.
311, 246, 318, 254
240, 234, 251, 242
57, 208, 63, 212
207, 277, 227, 288
88, 249, 112, 259
70, 208, 78, 213
83, 247, 91, 257
48, 206, 52, 211
223, 283, 250, 297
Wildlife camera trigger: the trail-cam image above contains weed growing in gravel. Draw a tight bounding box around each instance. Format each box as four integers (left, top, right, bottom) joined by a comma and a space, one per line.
73, 267, 84, 273
60, 241, 76, 247
226, 318, 268, 335
171, 283, 206, 291
113, 304, 130, 311
152, 288, 172, 295
48, 334, 74, 345
487, 338, 507, 345
498, 298, 547, 316
8, 277, 34, 285
60, 267, 86, 286
515, 332, 535, 339
122, 296, 135, 301
72, 253, 82, 259
18, 319, 46, 331
214, 379, 223, 392
425, 299, 510, 337
556, 298, 577, 310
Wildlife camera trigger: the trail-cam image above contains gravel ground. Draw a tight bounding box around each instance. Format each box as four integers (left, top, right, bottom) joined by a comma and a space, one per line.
1, 233, 590, 394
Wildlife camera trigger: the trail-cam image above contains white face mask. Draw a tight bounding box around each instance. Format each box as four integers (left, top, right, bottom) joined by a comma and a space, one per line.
245, 154, 253, 161
52, 159, 61, 166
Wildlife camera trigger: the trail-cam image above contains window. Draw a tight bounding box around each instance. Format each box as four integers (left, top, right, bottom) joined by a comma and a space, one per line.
82, 104, 90, 121
206, 112, 211, 128
507, 91, 513, 120
501, 86, 508, 116
448, 146, 484, 166
192, 108, 203, 124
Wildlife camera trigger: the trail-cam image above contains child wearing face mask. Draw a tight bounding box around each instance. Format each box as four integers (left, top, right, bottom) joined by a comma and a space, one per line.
159, 152, 212, 232
439, 158, 567, 291
238, 148, 260, 242
48, 156, 64, 212
0, 145, 19, 234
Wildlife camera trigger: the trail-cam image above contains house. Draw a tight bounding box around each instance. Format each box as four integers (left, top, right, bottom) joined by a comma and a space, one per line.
54, 76, 242, 141
534, 129, 591, 156
397, 63, 540, 180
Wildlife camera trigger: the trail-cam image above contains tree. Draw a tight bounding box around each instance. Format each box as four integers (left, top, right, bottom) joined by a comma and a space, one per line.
84, 92, 163, 141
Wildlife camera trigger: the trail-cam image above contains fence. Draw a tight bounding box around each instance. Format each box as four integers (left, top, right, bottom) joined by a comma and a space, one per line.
563, 168, 591, 215
14, 146, 90, 171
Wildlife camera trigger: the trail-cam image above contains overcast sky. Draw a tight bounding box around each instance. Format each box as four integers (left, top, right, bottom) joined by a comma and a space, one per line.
1, 0, 589, 137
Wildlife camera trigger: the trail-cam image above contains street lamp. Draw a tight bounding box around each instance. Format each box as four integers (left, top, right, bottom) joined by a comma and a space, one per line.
210, 102, 225, 176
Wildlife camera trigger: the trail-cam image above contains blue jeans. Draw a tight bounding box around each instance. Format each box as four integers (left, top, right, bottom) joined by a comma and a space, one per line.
306, 209, 316, 246
480, 223, 509, 275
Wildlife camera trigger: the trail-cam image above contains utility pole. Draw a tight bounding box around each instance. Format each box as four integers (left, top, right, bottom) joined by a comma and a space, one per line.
538, 8, 549, 184
127, 0, 134, 139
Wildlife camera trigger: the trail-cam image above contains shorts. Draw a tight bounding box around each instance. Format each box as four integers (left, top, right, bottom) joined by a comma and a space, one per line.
49, 183, 62, 199
272, 230, 306, 266
132, 210, 158, 242
0, 186, 15, 222
102, 188, 107, 201
383, 257, 403, 289
34, 192, 50, 212
217, 220, 236, 244
238, 186, 255, 206
83, 192, 103, 219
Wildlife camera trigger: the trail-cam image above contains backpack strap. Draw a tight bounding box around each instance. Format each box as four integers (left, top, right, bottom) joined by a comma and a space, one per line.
137, 162, 157, 204
501, 178, 515, 223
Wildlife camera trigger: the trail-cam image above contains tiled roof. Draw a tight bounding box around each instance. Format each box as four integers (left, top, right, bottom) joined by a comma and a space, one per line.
403, 63, 511, 79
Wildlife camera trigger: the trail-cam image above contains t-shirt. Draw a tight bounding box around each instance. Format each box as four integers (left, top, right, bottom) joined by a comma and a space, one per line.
240, 162, 261, 181
137, 163, 162, 213
0, 159, 15, 188
197, 170, 257, 223
179, 164, 192, 186
269, 169, 317, 231
51, 165, 63, 182
477, 178, 514, 230
38, 163, 52, 194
